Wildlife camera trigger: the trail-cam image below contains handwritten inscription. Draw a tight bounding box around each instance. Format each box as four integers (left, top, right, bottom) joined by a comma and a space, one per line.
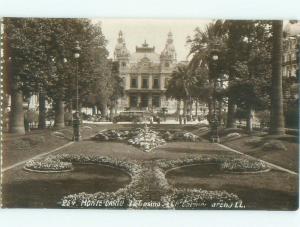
61, 199, 246, 209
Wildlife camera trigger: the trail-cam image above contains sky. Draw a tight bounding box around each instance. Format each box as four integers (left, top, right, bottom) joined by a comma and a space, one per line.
95, 18, 212, 61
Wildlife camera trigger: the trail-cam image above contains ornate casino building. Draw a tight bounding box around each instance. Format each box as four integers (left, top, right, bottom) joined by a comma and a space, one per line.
113, 31, 178, 113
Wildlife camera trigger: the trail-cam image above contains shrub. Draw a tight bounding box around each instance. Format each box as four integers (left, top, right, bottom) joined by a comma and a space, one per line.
225, 132, 241, 139
262, 140, 287, 151
244, 137, 262, 147
218, 128, 244, 137
220, 158, 269, 172
52, 131, 65, 138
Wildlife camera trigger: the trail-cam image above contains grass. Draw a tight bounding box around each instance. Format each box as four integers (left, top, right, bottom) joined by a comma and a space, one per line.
1, 123, 299, 210
1, 124, 105, 169
222, 133, 299, 172
166, 165, 298, 210
2, 130, 68, 168
2, 164, 131, 208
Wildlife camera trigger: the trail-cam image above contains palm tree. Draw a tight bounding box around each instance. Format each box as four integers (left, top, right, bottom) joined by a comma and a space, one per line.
166, 64, 196, 119
187, 20, 227, 122
269, 20, 285, 135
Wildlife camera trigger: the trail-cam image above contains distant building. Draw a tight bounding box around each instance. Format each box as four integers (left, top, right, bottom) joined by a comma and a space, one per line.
282, 22, 300, 78
283, 23, 300, 101
113, 31, 178, 113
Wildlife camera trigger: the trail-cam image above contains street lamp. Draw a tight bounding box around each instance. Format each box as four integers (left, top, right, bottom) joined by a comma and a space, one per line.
73, 41, 81, 141
210, 52, 220, 143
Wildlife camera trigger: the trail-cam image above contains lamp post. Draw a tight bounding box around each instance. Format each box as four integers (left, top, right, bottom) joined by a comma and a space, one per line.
73, 41, 81, 141
210, 53, 220, 143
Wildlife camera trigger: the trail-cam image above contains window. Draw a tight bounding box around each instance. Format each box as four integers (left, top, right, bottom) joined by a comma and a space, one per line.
152, 96, 160, 107
122, 62, 127, 67
129, 95, 138, 107
141, 95, 149, 107
131, 77, 137, 88
165, 62, 169, 67
153, 78, 159, 89
164, 78, 169, 88
142, 78, 149, 88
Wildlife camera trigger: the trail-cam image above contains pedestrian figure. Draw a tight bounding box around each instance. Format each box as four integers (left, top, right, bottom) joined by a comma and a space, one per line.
183, 115, 187, 125
150, 116, 153, 125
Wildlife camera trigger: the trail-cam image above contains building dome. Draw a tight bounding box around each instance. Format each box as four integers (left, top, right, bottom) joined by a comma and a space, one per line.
160, 32, 176, 62
114, 30, 130, 59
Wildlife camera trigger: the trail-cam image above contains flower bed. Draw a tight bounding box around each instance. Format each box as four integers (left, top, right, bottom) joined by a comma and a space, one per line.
220, 158, 269, 173
171, 188, 243, 209
24, 156, 73, 172
24, 154, 141, 174
92, 126, 201, 148
128, 125, 166, 152
157, 155, 223, 171
160, 130, 200, 142
92, 129, 139, 141
24, 153, 250, 209
157, 155, 270, 174
59, 157, 243, 209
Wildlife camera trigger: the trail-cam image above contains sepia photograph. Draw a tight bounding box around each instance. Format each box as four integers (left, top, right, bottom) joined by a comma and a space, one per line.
0, 17, 299, 210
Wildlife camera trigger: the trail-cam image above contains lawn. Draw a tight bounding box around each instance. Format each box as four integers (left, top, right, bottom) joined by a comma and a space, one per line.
1, 124, 299, 210
221, 132, 299, 172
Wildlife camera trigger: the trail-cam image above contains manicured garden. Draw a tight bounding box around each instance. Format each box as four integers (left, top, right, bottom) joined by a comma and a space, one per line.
220, 129, 299, 172
1, 124, 298, 210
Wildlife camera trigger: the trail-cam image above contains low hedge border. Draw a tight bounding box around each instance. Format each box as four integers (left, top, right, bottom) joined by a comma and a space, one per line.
23, 153, 270, 209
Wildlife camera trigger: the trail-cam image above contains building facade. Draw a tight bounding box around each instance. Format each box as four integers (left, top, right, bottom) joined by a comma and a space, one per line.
282, 35, 299, 78
282, 22, 300, 79
113, 31, 178, 113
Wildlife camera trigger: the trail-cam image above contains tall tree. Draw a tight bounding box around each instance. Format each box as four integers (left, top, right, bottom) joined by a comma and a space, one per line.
166, 64, 196, 118
269, 20, 285, 135
3, 18, 109, 132
225, 21, 272, 133
187, 20, 227, 122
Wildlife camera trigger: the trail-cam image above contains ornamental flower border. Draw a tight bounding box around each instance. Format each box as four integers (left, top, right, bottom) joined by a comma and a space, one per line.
220, 158, 270, 173
91, 125, 201, 152
22, 153, 273, 209
156, 154, 270, 174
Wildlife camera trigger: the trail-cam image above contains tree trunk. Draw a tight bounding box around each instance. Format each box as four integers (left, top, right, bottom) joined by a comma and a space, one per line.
38, 90, 46, 129
114, 102, 118, 115
176, 99, 181, 121
226, 97, 236, 128
208, 98, 212, 123
92, 106, 96, 115
109, 106, 114, 121
100, 103, 108, 118
270, 20, 285, 135
246, 106, 254, 134
183, 99, 187, 116
54, 99, 65, 129
195, 100, 198, 117
218, 100, 223, 126
10, 90, 25, 134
